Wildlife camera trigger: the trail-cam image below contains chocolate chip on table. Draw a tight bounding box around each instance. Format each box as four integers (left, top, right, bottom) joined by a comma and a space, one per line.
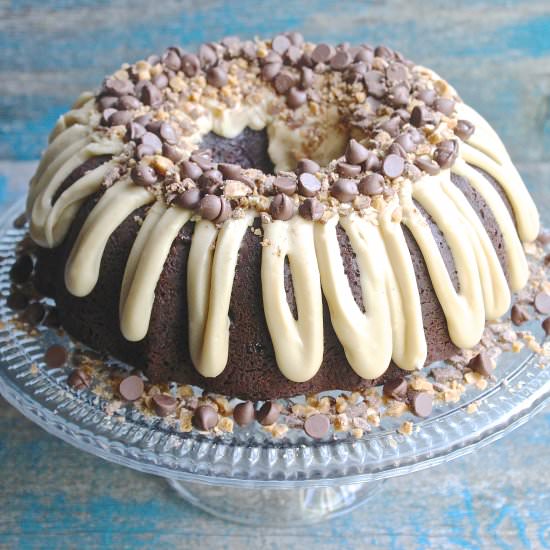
382, 154, 405, 178
468, 351, 493, 377
119, 375, 144, 401
193, 405, 218, 430
434, 97, 455, 116
345, 139, 369, 165
6, 291, 28, 311
273, 176, 297, 196
336, 162, 361, 177
299, 198, 325, 221
67, 368, 91, 390
298, 172, 321, 197
414, 156, 440, 176
233, 401, 255, 427
296, 158, 320, 175
180, 160, 203, 181
358, 173, 385, 196
152, 394, 178, 417
270, 193, 294, 221
383, 377, 408, 400
511, 304, 529, 326
304, 413, 330, 439
44, 344, 68, 369
542, 317, 550, 336
181, 53, 201, 77
408, 391, 433, 418
311, 43, 335, 64
534, 292, 550, 314
272, 34, 291, 55
10, 254, 33, 284
454, 119, 475, 140
175, 188, 202, 210
131, 162, 157, 186
286, 87, 307, 109
256, 401, 281, 425
199, 194, 223, 221
207, 67, 228, 88
331, 178, 358, 202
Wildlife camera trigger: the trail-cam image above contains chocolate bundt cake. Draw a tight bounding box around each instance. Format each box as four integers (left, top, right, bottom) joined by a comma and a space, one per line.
27, 34, 539, 400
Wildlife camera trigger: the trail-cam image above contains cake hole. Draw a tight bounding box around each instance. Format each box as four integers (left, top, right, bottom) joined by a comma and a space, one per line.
284, 256, 298, 320
336, 225, 366, 313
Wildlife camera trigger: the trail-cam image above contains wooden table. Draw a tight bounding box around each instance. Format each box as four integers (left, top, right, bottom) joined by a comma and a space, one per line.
1, 1, 549, 548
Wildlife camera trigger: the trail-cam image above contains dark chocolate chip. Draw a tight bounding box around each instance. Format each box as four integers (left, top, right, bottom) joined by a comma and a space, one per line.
207, 67, 228, 88
134, 113, 152, 126
218, 163, 242, 180
140, 131, 163, 153
299, 198, 325, 221
67, 368, 91, 390
162, 143, 184, 163
410, 105, 433, 127
199, 194, 223, 221
409, 391, 433, 418
270, 193, 294, 221
455, 119, 475, 140
511, 304, 529, 326
233, 401, 255, 427
180, 160, 203, 181
10, 254, 33, 284
214, 198, 233, 224
354, 47, 374, 64
100, 107, 117, 126
44, 344, 68, 369
298, 172, 321, 197
262, 51, 282, 65
286, 87, 307, 109
256, 401, 281, 425
181, 53, 201, 77
304, 413, 330, 439
336, 162, 362, 177
345, 139, 369, 165
131, 162, 157, 186
199, 169, 224, 192
140, 82, 162, 107
468, 351, 494, 377
535, 292, 550, 314
382, 154, 405, 178
331, 178, 358, 202
273, 71, 295, 94
359, 173, 385, 195
193, 405, 218, 430
190, 151, 215, 171
175, 188, 201, 210
542, 317, 550, 336
152, 394, 178, 417
119, 375, 144, 401
414, 156, 441, 176
311, 43, 335, 64
135, 144, 156, 159
159, 122, 177, 144
383, 378, 408, 400
296, 158, 320, 174
273, 176, 297, 195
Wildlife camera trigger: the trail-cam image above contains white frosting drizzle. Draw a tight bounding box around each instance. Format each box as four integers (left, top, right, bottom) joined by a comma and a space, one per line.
26, 79, 541, 383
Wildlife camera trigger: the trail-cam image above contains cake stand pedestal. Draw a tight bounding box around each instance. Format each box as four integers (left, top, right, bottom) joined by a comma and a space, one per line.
1, 197, 549, 526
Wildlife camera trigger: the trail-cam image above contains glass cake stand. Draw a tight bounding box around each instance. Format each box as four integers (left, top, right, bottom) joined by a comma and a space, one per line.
1, 198, 550, 526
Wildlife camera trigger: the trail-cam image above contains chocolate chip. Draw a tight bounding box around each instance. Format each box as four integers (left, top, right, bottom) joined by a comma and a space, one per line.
162, 143, 184, 163
374, 45, 394, 59
300, 67, 314, 89
285, 45, 302, 65
7, 291, 28, 310
44, 307, 61, 328
134, 113, 152, 126
270, 193, 294, 221
44, 344, 68, 369
233, 401, 255, 427
511, 304, 529, 326
199, 169, 224, 193
190, 151, 215, 171
331, 178, 358, 202
535, 292, 550, 314
286, 87, 307, 109
118, 94, 141, 110
158, 122, 177, 144
67, 368, 91, 390
394, 133, 416, 153
434, 140, 459, 169
221, 35, 241, 55
22, 302, 46, 325
354, 47, 374, 64
100, 107, 117, 126
273, 71, 295, 94
152, 73, 169, 89
103, 77, 134, 97
272, 34, 291, 54
382, 154, 405, 178
363, 151, 381, 171
388, 142, 407, 159
175, 188, 201, 210
199, 194, 222, 221
345, 139, 369, 165
193, 405, 218, 430
262, 61, 282, 81
10, 254, 33, 284
131, 162, 157, 186
414, 156, 440, 176
273, 176, 297, 195
181, 53, 200, 77
336, 162, 362, 177
135, 144, 156, 159
13, 212, 27, 229
468, 351, 493, 377
330, 51, 352, 70
199, 44, 218, 69
140, 131, 163, 153
109, 110, 133, 127
299, 198, 325, 221
241, 41, 257, 61
417, 89, 436, 106
296, 158, 320, 174
262, 51, 282, 65
214, 198, 233, 224
434, 97, 455, 116
380, 116, 402, 137
180, 160, 203, 181
256, 401, 281, 425
304, 413, 330, 439
409, 391, 433, 418
207, 66, 227, 88
410, 105, 433, 127
311, 43, 335, 64
298, 172, 321, 197
118, 375, 144, 401
152, 394, 178, 417
390, 84, 409, 107
288, 31, 304, 47
386, 62, 408, 84
97, 96, 119, 112
162, 48, 181, 71
455, 119, 475, 140
218, 163, 241, 180
359, 173, 385, 195
383, 378, 408, 400
140, 82, 162, 107
364, 70, 387, 99
542, 317, 550, 336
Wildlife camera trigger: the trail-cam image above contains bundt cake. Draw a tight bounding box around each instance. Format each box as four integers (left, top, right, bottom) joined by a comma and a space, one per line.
27, 34, 539, 400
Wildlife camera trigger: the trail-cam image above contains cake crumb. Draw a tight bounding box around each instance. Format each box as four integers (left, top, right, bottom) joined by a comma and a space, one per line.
398, 421, 413, 436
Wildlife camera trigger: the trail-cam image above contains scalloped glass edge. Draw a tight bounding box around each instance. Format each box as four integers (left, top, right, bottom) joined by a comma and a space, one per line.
1, 196, 549, 488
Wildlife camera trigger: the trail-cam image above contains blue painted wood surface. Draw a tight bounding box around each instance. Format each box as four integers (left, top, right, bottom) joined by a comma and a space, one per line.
1, 1, 550, 548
